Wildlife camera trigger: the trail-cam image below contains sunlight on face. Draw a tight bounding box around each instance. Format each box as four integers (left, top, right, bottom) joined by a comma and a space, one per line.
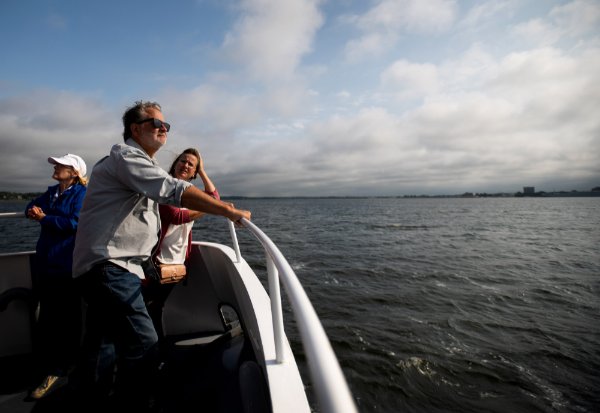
136, 108, 168, 156
52, 164, 75, 182
174, 154, 199, 181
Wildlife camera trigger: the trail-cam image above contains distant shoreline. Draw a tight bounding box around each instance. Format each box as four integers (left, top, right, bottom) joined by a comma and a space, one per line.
2, 191, 599, 201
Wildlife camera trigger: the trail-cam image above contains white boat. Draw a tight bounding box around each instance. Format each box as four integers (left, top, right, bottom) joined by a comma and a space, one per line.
0, 212, 357, 412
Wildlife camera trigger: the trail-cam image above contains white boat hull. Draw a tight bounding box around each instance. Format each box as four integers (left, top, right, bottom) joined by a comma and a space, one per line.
0, 214, 356, 412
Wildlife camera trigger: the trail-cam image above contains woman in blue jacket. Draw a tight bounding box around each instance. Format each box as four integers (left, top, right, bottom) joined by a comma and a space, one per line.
25, 153, 87, 400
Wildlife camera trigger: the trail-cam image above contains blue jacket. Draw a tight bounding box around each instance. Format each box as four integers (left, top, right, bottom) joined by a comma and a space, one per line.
25, 183, 87, 278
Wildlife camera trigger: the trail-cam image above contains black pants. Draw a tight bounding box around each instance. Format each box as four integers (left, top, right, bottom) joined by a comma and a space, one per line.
33, 274, 82, 377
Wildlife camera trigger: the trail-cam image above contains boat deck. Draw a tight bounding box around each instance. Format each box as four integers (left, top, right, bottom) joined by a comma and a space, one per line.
0, 232, 351, 413
0, 327, 270, 413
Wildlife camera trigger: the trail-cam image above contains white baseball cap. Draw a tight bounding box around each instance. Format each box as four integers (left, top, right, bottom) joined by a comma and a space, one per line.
48, 153, 87, 177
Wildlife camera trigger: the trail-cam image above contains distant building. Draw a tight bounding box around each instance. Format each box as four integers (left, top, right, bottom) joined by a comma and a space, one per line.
523, 186, 535, 194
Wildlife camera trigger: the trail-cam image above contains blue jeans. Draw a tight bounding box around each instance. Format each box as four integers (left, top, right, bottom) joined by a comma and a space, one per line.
76, 262, 158, 403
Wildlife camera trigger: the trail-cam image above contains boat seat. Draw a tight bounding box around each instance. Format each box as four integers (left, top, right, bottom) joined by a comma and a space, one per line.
161, 247, 244, 349
162, 271, 226, 337
169, 319, 243, 347
0, 287, 37, 358
239, 360, 270, 413
0, 286, 35, 312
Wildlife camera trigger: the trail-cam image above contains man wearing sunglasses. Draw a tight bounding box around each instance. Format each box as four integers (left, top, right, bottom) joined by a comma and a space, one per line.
71, 100, 251, 410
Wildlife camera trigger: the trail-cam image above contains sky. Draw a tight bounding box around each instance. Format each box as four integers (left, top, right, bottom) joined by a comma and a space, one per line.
1, 0, 599, 197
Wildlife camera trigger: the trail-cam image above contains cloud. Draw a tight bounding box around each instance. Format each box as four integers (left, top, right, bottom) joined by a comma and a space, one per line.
222, 0, 324, 83
160, 84, 261, 136
343, 0, 458, 61
1, 1, 598, 197
510, 18, 561, 47
380, 60, 439, 99
511, 0, 600, 47
380, 44, 497, 103
354, 0, 457, 33
344, 32, 393, 63
549, 0, 600, 38
6, 45, 595, 197
0, 90, 118, 191
234, 43, 600, 196
459, 0, 517, 28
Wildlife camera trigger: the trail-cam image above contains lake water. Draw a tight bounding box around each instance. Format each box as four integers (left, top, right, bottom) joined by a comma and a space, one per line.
2, 197, 599, 412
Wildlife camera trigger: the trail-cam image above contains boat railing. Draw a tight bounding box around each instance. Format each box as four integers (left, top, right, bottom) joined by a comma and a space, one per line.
0, 212, 22, 218
229, 219, 358, 413
0, 211, 357, 412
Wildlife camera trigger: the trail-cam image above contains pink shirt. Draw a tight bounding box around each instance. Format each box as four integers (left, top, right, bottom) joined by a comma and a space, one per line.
154, 189, 220, 264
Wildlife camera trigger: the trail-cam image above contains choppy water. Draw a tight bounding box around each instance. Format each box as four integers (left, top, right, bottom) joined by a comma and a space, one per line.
2, 197, 599, 412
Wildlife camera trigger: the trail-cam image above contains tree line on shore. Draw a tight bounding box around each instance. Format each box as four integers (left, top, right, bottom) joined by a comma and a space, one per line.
1, 192, 44, 200
2, 188, 599, 201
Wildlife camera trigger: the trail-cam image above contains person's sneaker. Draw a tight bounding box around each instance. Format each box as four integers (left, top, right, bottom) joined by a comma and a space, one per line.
30, 375, 67, 399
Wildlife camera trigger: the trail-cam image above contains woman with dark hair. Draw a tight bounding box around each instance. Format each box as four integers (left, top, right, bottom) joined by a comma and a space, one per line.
144, 148, 220, 346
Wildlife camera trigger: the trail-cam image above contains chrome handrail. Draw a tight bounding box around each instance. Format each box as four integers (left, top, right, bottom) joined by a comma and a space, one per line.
0, 212, 22, 218
228, 219, 358, 413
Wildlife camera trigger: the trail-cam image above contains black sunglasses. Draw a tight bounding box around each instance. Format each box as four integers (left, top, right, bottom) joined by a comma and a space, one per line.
135, 118, 171, 132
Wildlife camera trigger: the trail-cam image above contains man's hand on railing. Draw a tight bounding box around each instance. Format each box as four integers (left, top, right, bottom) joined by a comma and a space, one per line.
222, 201, 250, 226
